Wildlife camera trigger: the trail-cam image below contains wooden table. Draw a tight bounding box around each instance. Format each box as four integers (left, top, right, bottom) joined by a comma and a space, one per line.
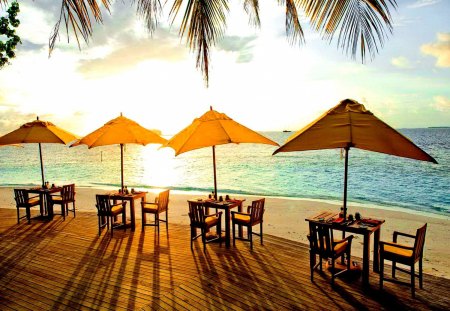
305, 211, 385, 286
28, 186, 62, 220
188, 199, 245, 248
109, 191, 147, 231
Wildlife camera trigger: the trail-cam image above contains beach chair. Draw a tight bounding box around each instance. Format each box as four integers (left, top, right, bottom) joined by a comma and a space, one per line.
379, 223, 427, 298
188, 201, 222, 251
141, 189, 170, 234
95, 194, 127, 237
307, 222, 354, 284
231, 198, 265, 250
14, 189, 41, 224
50, 184, 76, 220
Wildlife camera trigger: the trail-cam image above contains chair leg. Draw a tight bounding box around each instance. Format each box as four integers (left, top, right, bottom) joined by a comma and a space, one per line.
249, 226, 253, 250
331, 257, 335, 285
232, 222, 236, 246
392, 260, 396, 278
165, 210, 168, 231
201, 228, 207, 252
62, 204, 66, 221
26, 207, 31, 224
411, 263, 416, 298
142, 210, 145, 231
380, 255, 384, 290
156, 213, 160, 236
419, 258, 423, 289
98, 216, 102, 236
260, 222, 263, 245
17, 208, 20, 224
310, 251, 315, 282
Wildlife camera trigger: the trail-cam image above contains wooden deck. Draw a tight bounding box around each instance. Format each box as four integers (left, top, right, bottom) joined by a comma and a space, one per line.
0, 208, 449, 310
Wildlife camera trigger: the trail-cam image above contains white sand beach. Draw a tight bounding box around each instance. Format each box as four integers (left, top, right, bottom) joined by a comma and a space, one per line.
2, 186, 449, 279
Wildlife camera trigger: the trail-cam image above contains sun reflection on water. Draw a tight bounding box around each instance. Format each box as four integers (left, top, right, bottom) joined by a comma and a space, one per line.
139, 145, 179, 188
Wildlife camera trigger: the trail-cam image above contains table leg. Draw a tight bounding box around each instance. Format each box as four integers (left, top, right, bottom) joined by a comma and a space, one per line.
45, 193, 54, 220
238, 202, 243, 238
373, 227, 381, 273
362, 232, 370, 286
225, 206, 231, 248
39, 193, 45, 216
130, 198, 135, 231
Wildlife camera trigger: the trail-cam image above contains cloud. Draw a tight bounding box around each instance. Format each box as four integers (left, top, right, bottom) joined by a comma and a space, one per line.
421, 33, 450, 67
217, 35, 257, 63
408, 0, 441, 8
77, 36, 187, 78
391, 56, 414, 69
17, 40, 46, 52
432, 96, 450, 112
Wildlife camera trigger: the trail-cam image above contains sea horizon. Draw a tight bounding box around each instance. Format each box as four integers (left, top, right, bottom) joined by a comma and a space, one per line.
1, 128, 448, 218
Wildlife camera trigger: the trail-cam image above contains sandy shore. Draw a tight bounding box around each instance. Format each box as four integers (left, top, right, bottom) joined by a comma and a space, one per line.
2, 186, 449, 279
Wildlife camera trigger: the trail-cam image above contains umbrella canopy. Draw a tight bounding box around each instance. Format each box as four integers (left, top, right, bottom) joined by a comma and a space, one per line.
273, 99, 437, 218
71, 114, 167, 190
0, 117, 78, 186
164, 107, 279, 198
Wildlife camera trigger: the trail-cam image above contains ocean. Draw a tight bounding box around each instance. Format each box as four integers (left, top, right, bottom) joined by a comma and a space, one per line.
0, 128, 448, 217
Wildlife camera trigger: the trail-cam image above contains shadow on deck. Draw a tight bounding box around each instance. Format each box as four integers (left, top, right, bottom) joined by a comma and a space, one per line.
0, 208, 448, 310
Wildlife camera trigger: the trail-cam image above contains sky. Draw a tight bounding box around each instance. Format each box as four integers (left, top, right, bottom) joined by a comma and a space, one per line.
0, 0, 449, 136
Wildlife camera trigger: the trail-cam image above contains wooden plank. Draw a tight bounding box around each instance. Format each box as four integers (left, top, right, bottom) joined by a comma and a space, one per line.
0, 208, 448, 311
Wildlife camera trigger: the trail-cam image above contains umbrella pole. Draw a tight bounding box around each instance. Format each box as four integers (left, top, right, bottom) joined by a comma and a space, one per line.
212, 145, 217, 200
120, 144, 124, 192
343, 146, 349, 220
39, 143, 45, 187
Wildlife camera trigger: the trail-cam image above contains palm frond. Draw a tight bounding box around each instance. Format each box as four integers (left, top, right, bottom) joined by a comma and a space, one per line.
299, 0, 396, 61
49, 0, 110, 55
170, 0, 229, 86
284, 0, 305, 45
135, 0, 162, 33
243, 0, 260, 27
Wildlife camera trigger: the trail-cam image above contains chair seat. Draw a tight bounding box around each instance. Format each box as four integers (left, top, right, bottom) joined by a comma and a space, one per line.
205, 215, 220, 227
316, 240, 348, 255
233, 213, 251, 225
28, 197, 41, 206
52, 195, 63, 202
110, 205, 124, 216
384, 243, 413, 258
142, 202, 158, 213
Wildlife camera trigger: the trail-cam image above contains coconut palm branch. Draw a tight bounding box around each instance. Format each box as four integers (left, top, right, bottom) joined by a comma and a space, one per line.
2, 0, 396, 85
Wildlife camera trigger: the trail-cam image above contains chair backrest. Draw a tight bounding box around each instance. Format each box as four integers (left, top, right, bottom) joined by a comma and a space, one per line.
61, 184, 75, 202
308, 222, 335, 258
157, 190, 170, 212
188, 201, 205, 227
96, 195, 113, 215
14, 189, 29, 206
249, 198, 265, 225
413, 223, 427, 261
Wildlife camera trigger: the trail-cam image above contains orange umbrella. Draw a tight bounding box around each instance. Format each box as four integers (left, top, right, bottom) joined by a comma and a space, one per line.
71, 114, 167, 191
0, 117, 78, 186
164, 107, 279, 198
273, 99, 437, 219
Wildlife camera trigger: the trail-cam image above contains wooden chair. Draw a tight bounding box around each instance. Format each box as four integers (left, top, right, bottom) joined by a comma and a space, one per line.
188, 201, 222, 251
14, 189, 41, 224
95, 194, 127, 237
141, 189, 170, 234
50, 184, 76, 220
231, 198, 265, 250
307, 222, 354, 284
379, 223, 427, 298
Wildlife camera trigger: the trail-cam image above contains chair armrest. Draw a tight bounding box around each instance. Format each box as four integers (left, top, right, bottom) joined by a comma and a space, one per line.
393, 231, 415, 242
380, 240, 414, 251
28, 194, 41, 200
333, 235, 353, 245
112, 202, 127, 208
141, 201, 157, 207
205, 211, 222, 218
231, 211, 249, 216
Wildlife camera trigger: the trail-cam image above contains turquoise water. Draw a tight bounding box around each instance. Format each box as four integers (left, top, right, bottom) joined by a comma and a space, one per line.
0, 128, 448, 216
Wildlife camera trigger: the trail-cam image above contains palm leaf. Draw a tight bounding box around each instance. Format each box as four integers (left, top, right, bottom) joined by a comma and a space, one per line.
170, 0, 229, 86
243, 0, 261, 27
299, 0, 397, 61
135, 0, 162, 33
